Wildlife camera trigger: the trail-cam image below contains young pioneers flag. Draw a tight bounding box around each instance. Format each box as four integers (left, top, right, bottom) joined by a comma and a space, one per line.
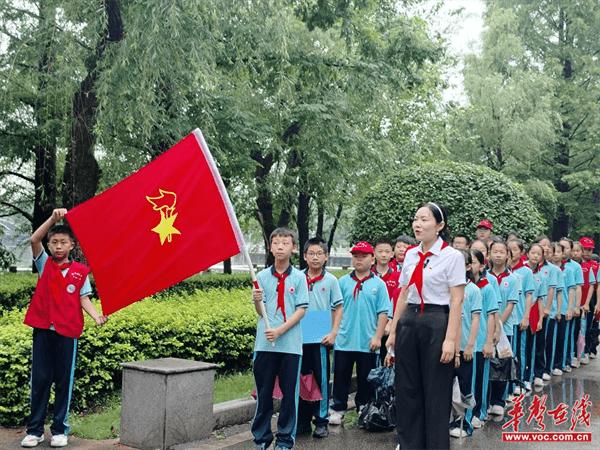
66, 130, 244, 315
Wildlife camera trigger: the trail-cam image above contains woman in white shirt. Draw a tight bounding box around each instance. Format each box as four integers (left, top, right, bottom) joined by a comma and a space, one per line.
386, 202, 466, 450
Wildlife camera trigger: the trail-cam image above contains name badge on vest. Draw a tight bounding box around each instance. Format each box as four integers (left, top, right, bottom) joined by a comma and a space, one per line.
66, 284, 76, 294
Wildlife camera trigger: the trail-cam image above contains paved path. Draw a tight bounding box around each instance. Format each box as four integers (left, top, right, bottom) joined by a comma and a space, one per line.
2, 358, 599, 450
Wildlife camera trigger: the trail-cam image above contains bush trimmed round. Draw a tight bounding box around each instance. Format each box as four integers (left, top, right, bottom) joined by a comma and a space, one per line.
351, 161, 546, 243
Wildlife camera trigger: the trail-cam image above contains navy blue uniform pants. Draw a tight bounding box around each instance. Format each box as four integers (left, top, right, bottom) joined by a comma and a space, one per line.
298, 344, 330, 427
27, 328, 78, 437
252, 351, 301, 449
331, 350, 377, 413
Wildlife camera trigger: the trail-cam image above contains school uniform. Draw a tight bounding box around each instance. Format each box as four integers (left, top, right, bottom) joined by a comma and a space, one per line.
24, 250, 92, 438
510, 262, 535, 386
531, 262, 554, 380
467, 277, 498, 421
394, 237, 466, 450
584, 262, 599, 356
555, 264, 576, 370
332, 272, 390, 413
372, 266, 399, 364
452, 281, 482, 434
524, 263, 548, 382
297, 269, 342, 430
489, 268, 519, 407
543, 263, 562, 376
564, 259, 584, 364
252, 265, 309, 449
578, 261, 597, 358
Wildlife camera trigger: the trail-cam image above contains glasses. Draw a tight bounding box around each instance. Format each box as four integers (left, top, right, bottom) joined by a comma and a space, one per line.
306, 252, 325, 257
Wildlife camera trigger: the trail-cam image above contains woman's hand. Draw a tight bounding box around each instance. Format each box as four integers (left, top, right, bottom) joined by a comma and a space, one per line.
440, 339, 455, 364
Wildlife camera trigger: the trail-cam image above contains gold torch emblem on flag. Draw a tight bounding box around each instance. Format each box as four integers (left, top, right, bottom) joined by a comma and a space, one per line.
146, 189, 182, 245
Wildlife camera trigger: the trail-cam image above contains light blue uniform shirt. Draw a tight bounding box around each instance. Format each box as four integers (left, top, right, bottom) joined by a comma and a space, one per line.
475, 278, 499, 352
547, 263, 562, 318
254, 266, 309, 355
486, 272, 502, 309
34, 250, 92, 297
492, 271, 520, 336
335, 273, 390, 353
461, 282, 482, 351
561, 265, 577, 316
565, 259, 584, 286
304, 270, 343, 312
530, 264, 550, 303
513, 265, 535, 321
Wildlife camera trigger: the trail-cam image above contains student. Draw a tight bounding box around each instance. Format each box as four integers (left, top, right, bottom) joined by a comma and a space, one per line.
559, 238, 584, 369
452, 233, 471, 250
580, 237, 600, 358
506, 231, 520, 242
450, 250, 481, 439
387, 202, 465, 450
251, 228, 309, 450
508, 239, 535, 392
330, 242, 389, 425
21, 209, 107, 449
475, 219, 494, 244
526, 243, 551, 388
488, 239, 520, 414
297, 238, 343, 438
390, 235, 416, 272
371, 239, 399, 365
466, 249, 497, 425
547, 242, 566, 377
571, 241, 596, 365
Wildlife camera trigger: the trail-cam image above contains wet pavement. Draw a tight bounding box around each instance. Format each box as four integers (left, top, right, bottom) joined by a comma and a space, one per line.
205, 357, 600, 449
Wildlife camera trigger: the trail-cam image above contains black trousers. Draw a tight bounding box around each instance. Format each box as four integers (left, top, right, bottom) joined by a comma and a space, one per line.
571, 315, 582, 360
298, 344, 330, 427
252, 351, 301, 449
554, 317, 567, 369
395, 305, 453, 450
450, 352, 473, 432
544, 318, 557, 375
27, 328, 78, 437
533, 318, 547, 378
490, 335, 511, 408
331, 350, 377, 412
524, 328, 536, 382
585, 295, 598, 354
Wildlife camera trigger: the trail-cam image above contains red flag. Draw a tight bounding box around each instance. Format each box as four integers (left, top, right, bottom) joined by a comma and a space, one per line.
66, 130, 244, 315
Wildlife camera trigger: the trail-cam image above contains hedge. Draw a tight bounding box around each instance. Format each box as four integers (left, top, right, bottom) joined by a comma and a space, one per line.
351, 161, 547, 243
0, 272, 252, 312
0, 288, 256, 426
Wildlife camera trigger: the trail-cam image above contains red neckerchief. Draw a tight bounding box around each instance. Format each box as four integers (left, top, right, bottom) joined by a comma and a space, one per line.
490, 268, 510, 284
476, 277, 489, 289
47, 259, 71, 305
272, 266, 291, 322
408, 240, 449, 313
372, 265, 393, 279
351, 271, 374, 299
511, 259, 526, 271
305, 269, 325, 292
525, 261, 542, 274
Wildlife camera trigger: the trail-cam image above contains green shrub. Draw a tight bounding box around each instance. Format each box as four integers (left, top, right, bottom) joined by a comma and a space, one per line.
351, 161, 546, 243
0, 272, 251, 312
0, 288, 256, 426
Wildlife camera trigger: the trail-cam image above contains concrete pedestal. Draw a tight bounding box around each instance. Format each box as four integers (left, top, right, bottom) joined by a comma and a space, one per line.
120, 358, 218, 449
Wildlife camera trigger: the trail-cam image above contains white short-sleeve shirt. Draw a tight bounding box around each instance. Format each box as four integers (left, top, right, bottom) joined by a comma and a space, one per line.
399, 237, 466, 306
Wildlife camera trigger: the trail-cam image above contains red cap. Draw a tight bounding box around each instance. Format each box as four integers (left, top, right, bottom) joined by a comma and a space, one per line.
476, 219, 493, 231
579, 237, 595, 249
350, 241, 375, 255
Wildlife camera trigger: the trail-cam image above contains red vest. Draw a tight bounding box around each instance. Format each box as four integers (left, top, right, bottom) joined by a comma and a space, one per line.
24, 259, 90, 339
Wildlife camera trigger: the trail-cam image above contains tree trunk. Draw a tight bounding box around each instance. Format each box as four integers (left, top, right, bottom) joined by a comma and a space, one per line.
297, 188, 310, 269
316, 202, 324, 238
327, 203, 343, 252
251, 149, 275, 266
223, 257, 232, 274
62, 0, 124, 207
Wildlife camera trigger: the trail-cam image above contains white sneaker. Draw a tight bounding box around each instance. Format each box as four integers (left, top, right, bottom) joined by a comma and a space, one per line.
534, 377, 544, 387
542, 373, 551, 381
450, 427, 468, 438
328, 410, 344, 426
589, 353, 597, 359
571, 357, 580, 368
506, 394, 515, 403
581, 355, 589, 365
513, 386, 522, 395
552, 368, 563, 376
50, 434, 68, 448
490, 405, 505, 416
563, 366, 572, 373
21, 435, 44, 448
471, 416, 483, 429
524, 381, 532, 391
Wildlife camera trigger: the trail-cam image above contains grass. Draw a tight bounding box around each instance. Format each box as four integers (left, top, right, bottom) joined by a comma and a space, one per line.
70, 371, 255, 440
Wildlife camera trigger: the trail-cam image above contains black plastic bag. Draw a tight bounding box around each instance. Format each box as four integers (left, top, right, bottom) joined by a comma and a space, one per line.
367, 366, 395, 399
358, 398, 396, 431
489, 355, 519, 382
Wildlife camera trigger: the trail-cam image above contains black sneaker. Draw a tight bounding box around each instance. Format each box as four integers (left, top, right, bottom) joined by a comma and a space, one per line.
296, 422, 312, 435
312, 424, 329, 438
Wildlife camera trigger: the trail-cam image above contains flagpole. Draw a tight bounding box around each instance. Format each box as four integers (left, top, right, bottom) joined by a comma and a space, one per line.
242, 245, 272, 330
